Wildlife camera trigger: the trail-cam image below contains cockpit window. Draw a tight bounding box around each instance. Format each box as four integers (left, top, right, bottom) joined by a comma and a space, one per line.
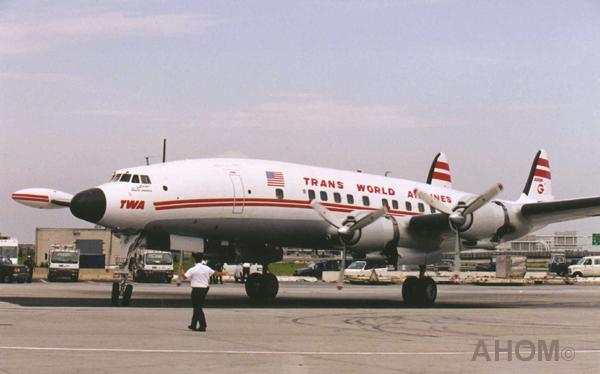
111, 174, 121, 182
131, 175, 140, 184
120, 174, 131, 182
141, 175, 151, 184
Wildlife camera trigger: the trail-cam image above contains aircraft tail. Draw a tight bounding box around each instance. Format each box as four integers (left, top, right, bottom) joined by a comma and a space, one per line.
426, 152, 452, 189
519, 149, 554, 202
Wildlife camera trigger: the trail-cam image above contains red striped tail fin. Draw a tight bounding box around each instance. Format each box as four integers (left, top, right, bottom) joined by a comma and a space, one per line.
426, 152, 452, 189
520, 149, 554, 202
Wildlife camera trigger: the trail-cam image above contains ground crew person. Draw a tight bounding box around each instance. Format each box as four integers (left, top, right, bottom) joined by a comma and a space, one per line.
180, 253, 222, 332
24, 256, 35, 274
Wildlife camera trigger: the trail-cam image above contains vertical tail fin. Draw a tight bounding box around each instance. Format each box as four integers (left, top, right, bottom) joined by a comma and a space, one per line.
519, 149, 554, 202
426, 152, 452, 189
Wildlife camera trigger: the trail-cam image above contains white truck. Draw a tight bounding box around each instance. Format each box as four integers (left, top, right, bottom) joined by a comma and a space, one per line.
129, 249, 174, 283
568, 256, 600, 278
47, 245, 80, 281
0, 235, 19, 265
222, 263, 263, 282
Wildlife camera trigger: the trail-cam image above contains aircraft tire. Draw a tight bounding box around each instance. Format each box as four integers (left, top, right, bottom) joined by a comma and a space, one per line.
121, 284, 133, 306
260, 273, 279, 303
111, 282, 120, 306
416, 277, 437, 306
245, 273, 263, 301
402, 276, 419, 305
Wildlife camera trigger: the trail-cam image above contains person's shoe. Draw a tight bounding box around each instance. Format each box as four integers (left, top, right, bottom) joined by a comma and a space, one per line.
198, 327, 206, 332
188, 325, 198, 331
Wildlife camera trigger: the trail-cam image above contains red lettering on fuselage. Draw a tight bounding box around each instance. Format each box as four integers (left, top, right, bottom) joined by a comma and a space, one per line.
303, 177, 345, 189
357, 184, 395, 196
120, 200, 145, 210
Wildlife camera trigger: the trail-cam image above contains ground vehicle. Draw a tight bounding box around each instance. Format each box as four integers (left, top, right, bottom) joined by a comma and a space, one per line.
344, 260, 392, 280
129, 249, 173, 283
222, 263, 263, 282
568, 256, 600, 277
0, 256, 31, 283
47, 245, 80, 281
548, 255, 580, 276
0, 236, 19, 264
294, 260, 341, 279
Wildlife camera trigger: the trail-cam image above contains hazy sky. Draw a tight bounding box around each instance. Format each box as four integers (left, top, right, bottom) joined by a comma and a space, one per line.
2, 1, 600, 243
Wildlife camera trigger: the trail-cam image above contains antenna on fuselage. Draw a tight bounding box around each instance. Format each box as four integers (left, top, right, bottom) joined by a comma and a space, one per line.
162, 138, 167, 163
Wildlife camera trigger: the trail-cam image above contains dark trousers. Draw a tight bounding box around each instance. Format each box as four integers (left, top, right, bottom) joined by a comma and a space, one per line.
190, 287, 209, 329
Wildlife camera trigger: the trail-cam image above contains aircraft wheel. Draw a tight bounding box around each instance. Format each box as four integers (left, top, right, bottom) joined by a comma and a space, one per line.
121, 284, 133, 306
260, 273, 279, 303
417, 277, 437, 306
111, 282, 120, 306
245, 273, 263, 301
402, 276, 419, 305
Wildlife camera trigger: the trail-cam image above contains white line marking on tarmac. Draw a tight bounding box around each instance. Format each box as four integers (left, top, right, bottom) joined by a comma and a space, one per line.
0, 346, 470, 355
2, 346, 599, 356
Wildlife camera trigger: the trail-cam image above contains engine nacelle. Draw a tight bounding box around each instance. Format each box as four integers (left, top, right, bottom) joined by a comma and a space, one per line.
461, 201, 527, 243
340, 213, 400, 253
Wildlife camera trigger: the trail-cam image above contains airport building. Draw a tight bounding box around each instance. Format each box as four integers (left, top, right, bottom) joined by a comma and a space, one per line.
35, 227, 120, 268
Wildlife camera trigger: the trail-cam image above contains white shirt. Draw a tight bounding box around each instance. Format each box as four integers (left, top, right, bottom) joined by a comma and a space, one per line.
184, 263, 215, 288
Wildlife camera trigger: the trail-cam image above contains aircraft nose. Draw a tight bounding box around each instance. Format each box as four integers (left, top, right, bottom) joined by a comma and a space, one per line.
70, 188, 106, 223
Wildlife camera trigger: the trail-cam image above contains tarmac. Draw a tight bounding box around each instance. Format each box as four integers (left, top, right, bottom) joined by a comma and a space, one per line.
2, 281, 600, 373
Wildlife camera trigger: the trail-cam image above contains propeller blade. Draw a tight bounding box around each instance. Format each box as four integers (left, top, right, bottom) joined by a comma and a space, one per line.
337, 245, 347, 290
339, 206, 387, 236
415, 189, 453, 215
310, 200, 342, 228
462, 183, 503, 216
453, 230, 462, 274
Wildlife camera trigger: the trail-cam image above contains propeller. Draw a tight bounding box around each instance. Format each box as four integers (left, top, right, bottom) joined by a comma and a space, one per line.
311, 200, 387, 290
416, 183, 503, 274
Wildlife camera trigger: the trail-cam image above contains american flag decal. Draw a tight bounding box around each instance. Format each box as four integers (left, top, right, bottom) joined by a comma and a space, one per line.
266, 171, 285, 187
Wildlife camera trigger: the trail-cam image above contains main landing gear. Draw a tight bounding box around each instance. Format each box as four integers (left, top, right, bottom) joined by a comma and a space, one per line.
244, 270, 279, 303
402, 265, 437, 306
111, 271, 133, 306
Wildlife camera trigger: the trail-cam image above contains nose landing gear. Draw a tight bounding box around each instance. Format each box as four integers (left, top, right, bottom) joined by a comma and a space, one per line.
244, 270, 279, 303
111, 270, 134, 306
402, 265, 437, 306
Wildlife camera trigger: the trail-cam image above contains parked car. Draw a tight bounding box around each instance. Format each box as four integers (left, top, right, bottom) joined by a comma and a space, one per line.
568, 256, 600, 277
293, 260, 341, 279
0, 256, 32, 283
344, 260, 393, 280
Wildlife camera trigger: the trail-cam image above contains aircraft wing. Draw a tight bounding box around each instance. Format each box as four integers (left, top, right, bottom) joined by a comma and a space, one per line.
520, 196, 600, 226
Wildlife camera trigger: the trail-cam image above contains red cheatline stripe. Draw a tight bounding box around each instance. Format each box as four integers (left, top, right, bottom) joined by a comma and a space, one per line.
431, 171, 452, 183
435, 161, 450, 171
534, 169, 551, 179
154, 199, 421, 216
154, 197, 309, 207
11, 194, 49, 202
537, 158, 550, 168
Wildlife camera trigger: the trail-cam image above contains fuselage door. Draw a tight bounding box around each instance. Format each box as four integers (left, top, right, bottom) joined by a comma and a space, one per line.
229, 171, 245, 214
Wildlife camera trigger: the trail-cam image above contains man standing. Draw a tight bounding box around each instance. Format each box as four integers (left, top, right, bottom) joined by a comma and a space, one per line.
180, 253, 215, 332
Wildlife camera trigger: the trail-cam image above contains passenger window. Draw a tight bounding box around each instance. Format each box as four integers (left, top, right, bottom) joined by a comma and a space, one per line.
362, 196, 370, 206
320, 191, 328, 202
275, 188, 284, 200
585, 259, 592, 265
405, 201, 412, 211
382, 199, 389, 209
141, 175, 151, 184
120, 174, 131, 182
131, 175, 140, 184
333, 192, 341, 203
595, 259, 600, 265
430, 206, 436, 214
392, 200, 399, 210
418, 203, 425, 213
347, 194, 354, 204
308, 190, 316, 201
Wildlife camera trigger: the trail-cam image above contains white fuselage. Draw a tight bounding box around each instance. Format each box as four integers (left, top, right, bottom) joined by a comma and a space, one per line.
93, 158, 533, 254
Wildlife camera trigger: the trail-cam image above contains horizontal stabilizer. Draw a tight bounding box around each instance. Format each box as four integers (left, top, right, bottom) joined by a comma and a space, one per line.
521, 196, 600, 226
